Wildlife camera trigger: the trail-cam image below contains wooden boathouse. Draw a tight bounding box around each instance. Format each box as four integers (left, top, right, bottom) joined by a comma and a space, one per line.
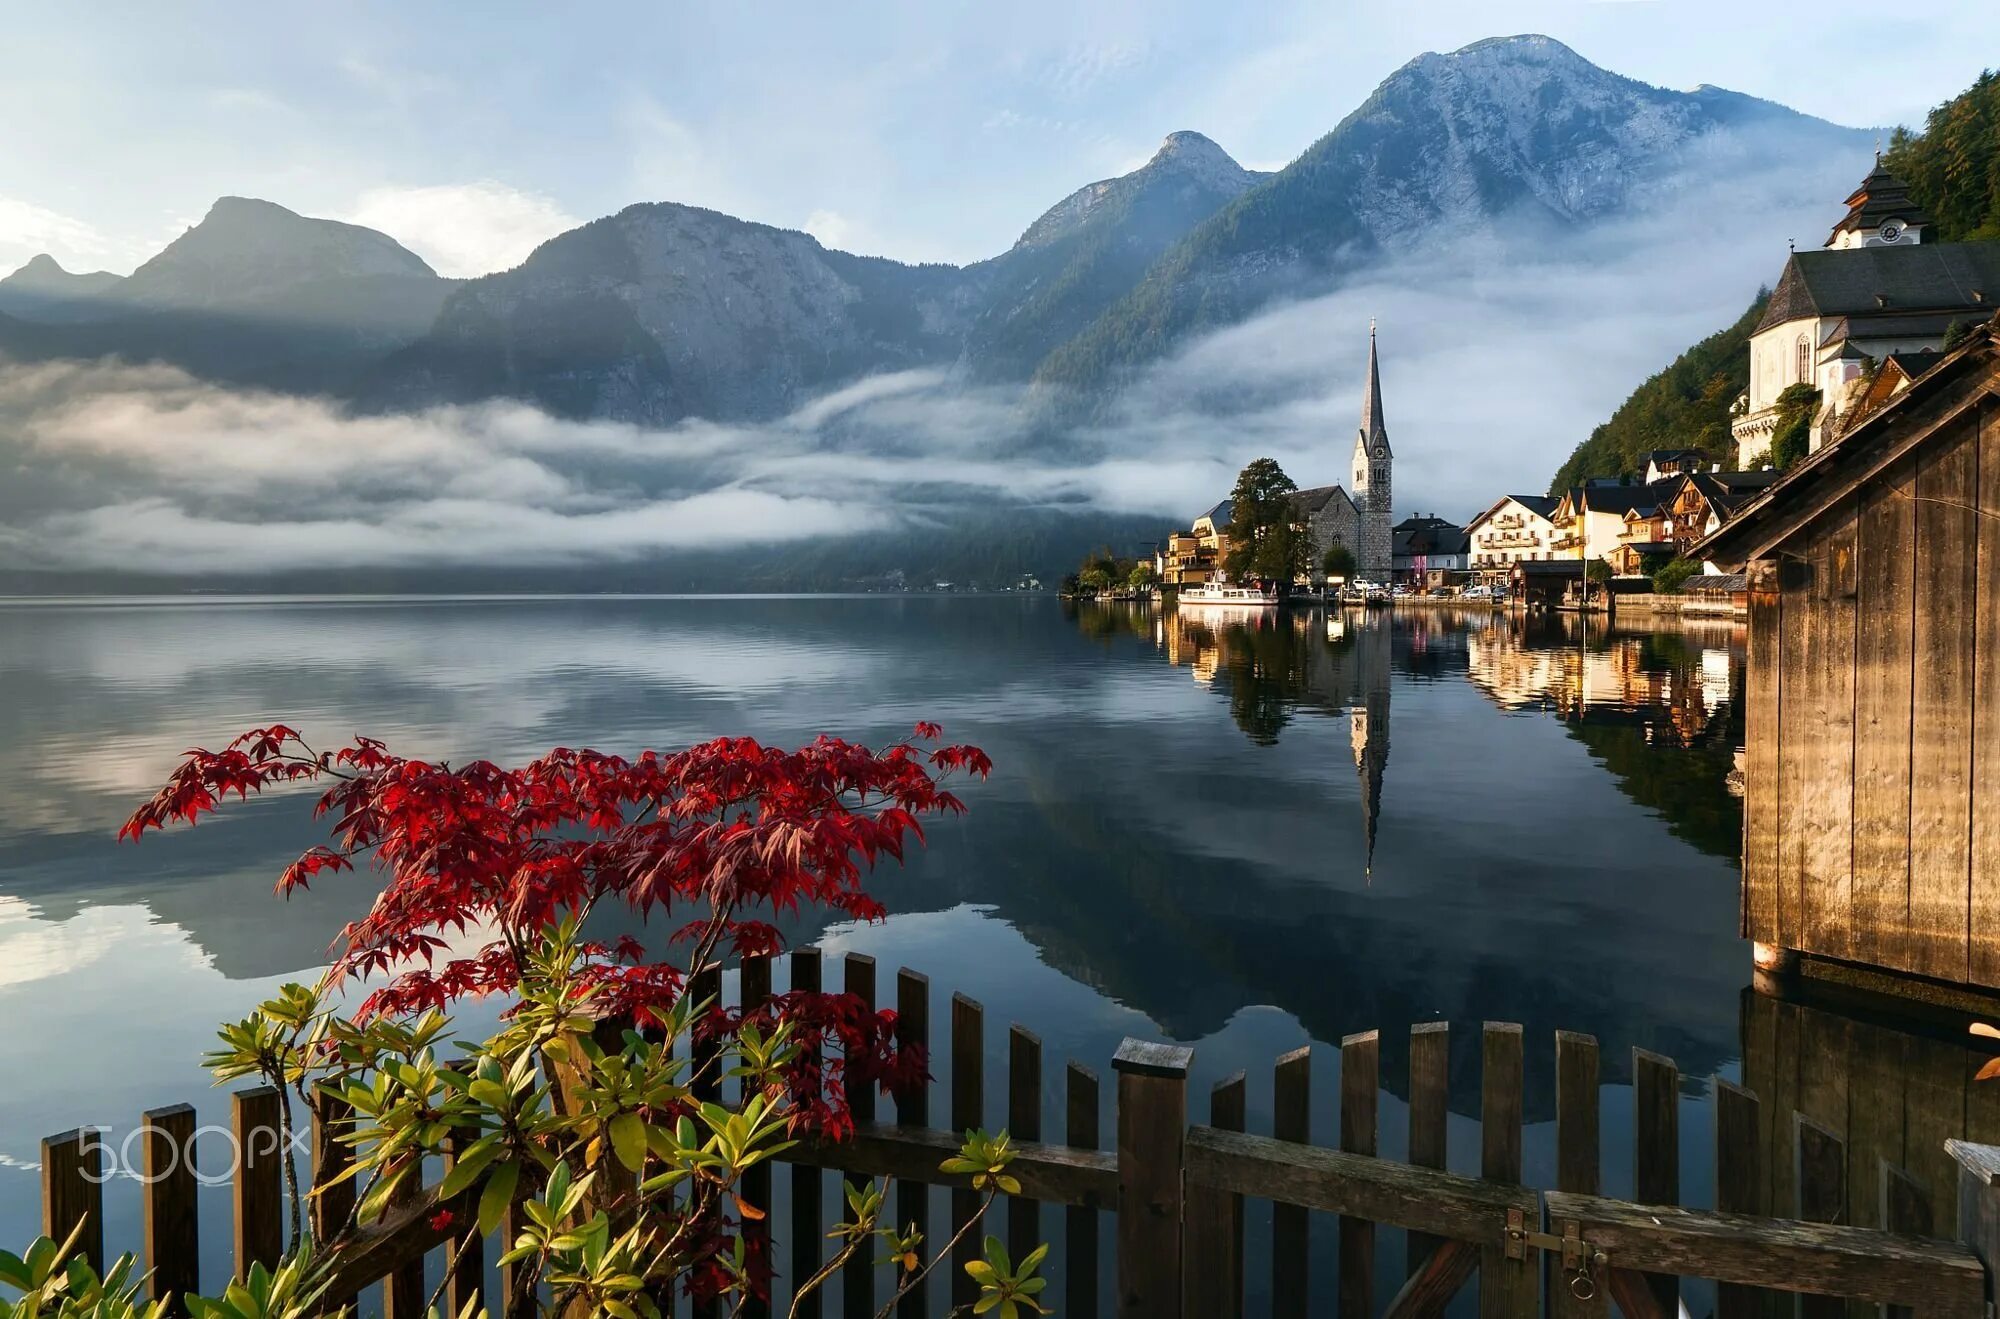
1693, 313, 2000, 994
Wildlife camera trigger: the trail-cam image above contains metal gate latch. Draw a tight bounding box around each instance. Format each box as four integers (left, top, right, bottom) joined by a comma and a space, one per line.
1504, 1212, 1607, 1299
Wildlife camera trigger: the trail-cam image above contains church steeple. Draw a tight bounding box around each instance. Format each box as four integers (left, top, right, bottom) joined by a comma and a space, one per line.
1350, 323, 1394, 580
1826, 155, 1930, 249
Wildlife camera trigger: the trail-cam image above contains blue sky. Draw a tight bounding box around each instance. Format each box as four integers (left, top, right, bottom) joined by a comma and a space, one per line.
5, 1, 1998, 278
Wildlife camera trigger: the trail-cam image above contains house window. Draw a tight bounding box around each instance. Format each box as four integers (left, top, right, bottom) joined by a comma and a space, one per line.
1797, 337, 1811, 384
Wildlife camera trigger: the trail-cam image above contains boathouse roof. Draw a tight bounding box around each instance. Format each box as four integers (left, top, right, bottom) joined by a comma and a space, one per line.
1693, 312, 2000, 568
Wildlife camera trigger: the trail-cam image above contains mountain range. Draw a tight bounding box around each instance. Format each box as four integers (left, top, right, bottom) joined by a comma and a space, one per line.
0, 36, 1863, 425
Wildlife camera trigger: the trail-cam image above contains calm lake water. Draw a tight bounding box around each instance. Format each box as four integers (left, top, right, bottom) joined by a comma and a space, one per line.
0, 595, 1984, 1309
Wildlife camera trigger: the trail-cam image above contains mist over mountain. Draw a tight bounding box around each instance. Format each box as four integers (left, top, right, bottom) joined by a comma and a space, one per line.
0, 34, 1874, 587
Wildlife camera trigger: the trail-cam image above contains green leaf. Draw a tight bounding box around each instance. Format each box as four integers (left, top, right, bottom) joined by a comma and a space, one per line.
608, 1113, 647, 1173
437, 1142, 501, 1200
478, 1160, 521, 1238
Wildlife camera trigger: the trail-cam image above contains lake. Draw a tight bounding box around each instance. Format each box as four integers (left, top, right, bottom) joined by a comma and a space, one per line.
0, 595, 1982, 1309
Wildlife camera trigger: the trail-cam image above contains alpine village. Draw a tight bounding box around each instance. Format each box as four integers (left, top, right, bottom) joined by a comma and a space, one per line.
16, 30, 2000, 1319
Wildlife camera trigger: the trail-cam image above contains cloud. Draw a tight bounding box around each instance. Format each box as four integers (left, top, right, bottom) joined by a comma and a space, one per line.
0, 117, 1869, 573
342, 182, 581, 277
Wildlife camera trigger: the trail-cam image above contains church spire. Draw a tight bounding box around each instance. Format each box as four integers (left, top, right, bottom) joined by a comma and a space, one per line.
1360, 320, 1389, 452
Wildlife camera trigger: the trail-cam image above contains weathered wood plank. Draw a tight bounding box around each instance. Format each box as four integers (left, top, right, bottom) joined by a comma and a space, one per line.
1066, 1062, 1101, 1319
1112, 1039, 1189, 1319
1972, 398, 2000, 986
841, 953, 876, 1319
1808, 508, 1860, 959
1006, 1025, 1043, 1266
1851, 460, 1917, 971
142, 1106, 199, 1317
1338, 1031, 1378, 1319
1271, 1045, 1311, 1319
893, 968, 929, 1319
1632, 1049, 1680, 1317
1543, 1189, 1984, 1313
1744, 556, 1783, 946
1712, 1078, 1763, 1319
1776, 550, 1813, 949
1406, 1022, 1449, 1278
42, 1128, 104, 1275
1185, 1075, 1245, 1319
950, 993, 984, 1309
1909, 419, 1980, 981
1185, 1127, 1537, 1245
442, 1121, 484, 1318
232, 1087, 285, 1276
1480, 1023, 1533, 1319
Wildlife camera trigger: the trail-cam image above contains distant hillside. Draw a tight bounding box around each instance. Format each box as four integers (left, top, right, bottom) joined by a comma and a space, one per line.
1548, 294, 1768, 493
1885, 70, 2000, 242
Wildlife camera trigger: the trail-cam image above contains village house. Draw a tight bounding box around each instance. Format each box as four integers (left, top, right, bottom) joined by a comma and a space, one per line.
1640, 448, 1711, 484
1466, 494, 1558, 582
1731, 159, 2000, 465
1390, 514, 1469, 588
1549, 482, 1659, 566
1608, 468, 1785, 575
1693, 312, 2000, 995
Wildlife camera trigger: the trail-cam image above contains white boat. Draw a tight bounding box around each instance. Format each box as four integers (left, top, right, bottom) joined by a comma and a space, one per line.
1178, 582, 1279, 608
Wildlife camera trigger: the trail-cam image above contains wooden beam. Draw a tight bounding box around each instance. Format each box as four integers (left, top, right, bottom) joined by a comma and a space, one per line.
1112, 1039, 1190, 1319
1543, 1190, 1983, 1313
786, 1121, 1117, 1207
1379, 1239, 1475, 1319
1185, 1127, 1536, 1246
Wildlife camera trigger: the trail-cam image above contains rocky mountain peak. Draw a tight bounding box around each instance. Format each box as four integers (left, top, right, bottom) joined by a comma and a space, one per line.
121, 197, 439, 310
0, 252, 125, 322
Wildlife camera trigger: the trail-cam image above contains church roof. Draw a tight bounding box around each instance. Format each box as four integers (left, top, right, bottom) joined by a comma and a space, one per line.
1826, 160, 1933, 245
1357, 326, 1390, 455
1756, 242, 2000, 334
1293, 484, 1356, 515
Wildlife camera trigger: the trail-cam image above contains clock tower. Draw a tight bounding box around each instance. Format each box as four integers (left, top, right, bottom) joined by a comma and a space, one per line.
1350, 324, 1394, 581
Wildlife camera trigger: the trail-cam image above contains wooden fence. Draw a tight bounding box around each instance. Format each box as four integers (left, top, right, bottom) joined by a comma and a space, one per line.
33, 949, 2000, 1318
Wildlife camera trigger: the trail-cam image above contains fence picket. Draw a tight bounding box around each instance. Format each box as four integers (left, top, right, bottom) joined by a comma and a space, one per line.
1184, 1073, 1245, 1319
950, 993, 985, 1309
1406, 1022, 1449, 1280
42, 1128, 104, 1275
1552, 1032, 1604, 1319
141, 1106, 198, 1316
1271, 1045, 1311, 1319
1632, 1049, 1681, 1318
1797, 1114, 1847, 1319
1338, 1031, 1378, 1319
894, 968, 929, 1319
789, 948, 824, 1319
1713, 1077, 1763, 1319
1066, 1062, 1102, 1319
1479, 1023, 1533, 1318
841, 953, 876, 1319
741, 954, 773, 1319
1008, 1026, 1043, 1262
1880, 1161, 1931, 1319
232, 1088, 285, 1277
1112, 1040, 1190, 1319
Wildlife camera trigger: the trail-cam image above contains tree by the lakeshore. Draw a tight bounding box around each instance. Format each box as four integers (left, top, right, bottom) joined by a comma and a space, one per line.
1128, 563, 1157, 590
1224, 457, 1308, 586
1321, 542, 1356, 583
1770, 383, 1819, 470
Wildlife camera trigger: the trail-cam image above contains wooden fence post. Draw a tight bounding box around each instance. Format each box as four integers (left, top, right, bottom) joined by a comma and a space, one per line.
1795, 1114, 1846, 1319
1183, 1073, 1245, 1319
1112, 1039, 1191, 1319
950, 993, 985, 1309
141, 1106, 198, 1315
41, 1128, 104, 1274
1271, 1045, 1311, 1319
1406, 1023, 1449, 1281
1067, 1063, 1102, 1319
1632, 1048, 1680, 1318
1339, 1031, 1379, 1319
1882, 1161, 1933, 1319
1712, 1078, 1762, 1319
232, 1087, 285, 1276
1479, 1023, 1533, 1318
789, 947, 824, 1319
1552, 1032, 1603, 1319
1950, 1141, 2000, 1319
894, 968, 930, 1319
1007, 1025, 1043, 1263
741, 953, 773, 1319
842, 953, 877, 1319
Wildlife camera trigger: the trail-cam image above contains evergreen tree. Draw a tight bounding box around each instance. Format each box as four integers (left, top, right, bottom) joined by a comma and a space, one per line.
1885, 70, 2000, 242
1223, 458, 1309, 587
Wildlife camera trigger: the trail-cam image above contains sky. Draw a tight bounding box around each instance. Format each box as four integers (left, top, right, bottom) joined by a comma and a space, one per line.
4, 0, 1998, 279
